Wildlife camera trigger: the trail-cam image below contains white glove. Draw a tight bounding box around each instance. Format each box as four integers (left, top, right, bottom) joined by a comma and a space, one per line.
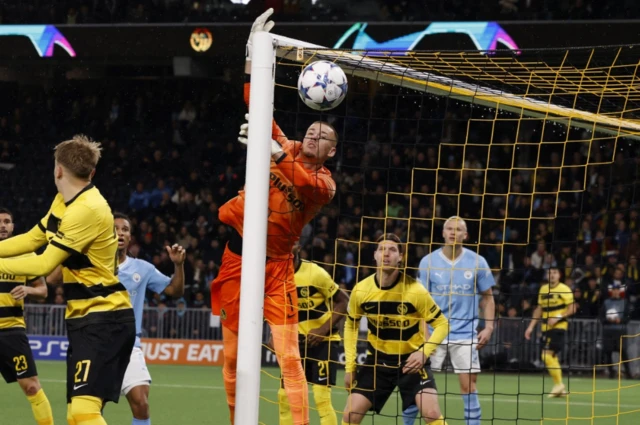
238, 113, 283, 157
246, 8, 275, 61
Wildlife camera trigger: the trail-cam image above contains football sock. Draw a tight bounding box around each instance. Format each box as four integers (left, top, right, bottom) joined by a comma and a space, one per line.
222, 327, 238, 423
271, 323, 309, 425
312, 384, 337, 425
67, 403, 76, 425
27, 388, 54, 425
278, 387, 294, 425
462, 392, 481, 425
543, 353, 563, 385
426, 415, 448, 425
132, 419, 150, 425
402, 404, 419, 425
70, 396, 106, 425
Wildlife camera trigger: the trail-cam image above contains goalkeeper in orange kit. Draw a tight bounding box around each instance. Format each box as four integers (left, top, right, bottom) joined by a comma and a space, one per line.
210, 9, 339, 425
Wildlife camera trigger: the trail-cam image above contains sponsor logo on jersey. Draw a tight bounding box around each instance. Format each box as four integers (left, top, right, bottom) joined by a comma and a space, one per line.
270, 173, 305, 211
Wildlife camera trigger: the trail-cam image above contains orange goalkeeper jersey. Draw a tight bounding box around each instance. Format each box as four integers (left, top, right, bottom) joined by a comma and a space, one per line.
218, 83, 336, 259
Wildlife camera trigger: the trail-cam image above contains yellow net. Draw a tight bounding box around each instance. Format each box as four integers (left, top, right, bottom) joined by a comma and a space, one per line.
257, 40, 640, 424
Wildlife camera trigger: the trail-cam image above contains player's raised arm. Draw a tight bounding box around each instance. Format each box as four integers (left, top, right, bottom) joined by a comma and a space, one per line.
162, 244, 186, 298
241, 8, 290, 147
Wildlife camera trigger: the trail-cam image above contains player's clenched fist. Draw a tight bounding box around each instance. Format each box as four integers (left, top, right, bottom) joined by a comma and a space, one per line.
166, 244, 186, 265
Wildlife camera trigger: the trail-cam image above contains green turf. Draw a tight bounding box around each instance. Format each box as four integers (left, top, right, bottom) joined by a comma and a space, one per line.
1, 361, 639, 424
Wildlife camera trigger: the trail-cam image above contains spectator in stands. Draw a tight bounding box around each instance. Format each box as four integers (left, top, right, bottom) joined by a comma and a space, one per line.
530, 242, 547, 269
626, 255, 640, 284
129, 181, 150, 212
600, 283, 635, 378
581, 277, 601, 317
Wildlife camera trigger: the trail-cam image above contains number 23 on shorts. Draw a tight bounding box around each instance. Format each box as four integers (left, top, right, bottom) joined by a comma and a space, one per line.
13, 355, 28, 372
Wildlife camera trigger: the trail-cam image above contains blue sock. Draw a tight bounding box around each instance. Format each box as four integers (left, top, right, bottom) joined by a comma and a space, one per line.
463, 392, 481, 425
402, 404, 419, 425
132, 419, 150, 425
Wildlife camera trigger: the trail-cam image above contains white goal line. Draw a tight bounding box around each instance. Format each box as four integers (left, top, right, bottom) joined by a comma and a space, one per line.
271, 33, 640, 140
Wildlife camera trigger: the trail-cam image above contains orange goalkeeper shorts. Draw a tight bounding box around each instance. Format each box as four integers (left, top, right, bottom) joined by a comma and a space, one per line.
211, 245, 298, 333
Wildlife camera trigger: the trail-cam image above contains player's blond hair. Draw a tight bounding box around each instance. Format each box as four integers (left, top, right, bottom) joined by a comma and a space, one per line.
443, 215, 468, 231
54, 134, 102, 180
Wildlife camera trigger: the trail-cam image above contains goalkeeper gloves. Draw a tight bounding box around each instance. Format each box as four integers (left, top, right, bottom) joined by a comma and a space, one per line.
246, 8, 275, 61
238, 113, 284, 157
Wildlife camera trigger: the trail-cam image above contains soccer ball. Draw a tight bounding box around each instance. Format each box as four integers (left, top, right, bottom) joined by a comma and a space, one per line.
297, 60, 348, 111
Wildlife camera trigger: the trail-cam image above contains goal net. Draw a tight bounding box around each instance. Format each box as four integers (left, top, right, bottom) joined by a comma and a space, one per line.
249, 35, 640, 425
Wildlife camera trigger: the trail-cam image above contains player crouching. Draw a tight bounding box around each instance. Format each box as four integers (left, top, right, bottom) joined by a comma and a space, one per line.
342, 234, 449, 425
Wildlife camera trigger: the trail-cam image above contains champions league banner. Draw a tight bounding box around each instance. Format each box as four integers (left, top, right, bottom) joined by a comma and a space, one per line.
1, 21, 639, 60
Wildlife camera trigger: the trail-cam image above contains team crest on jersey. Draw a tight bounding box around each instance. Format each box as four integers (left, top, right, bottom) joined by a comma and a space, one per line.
397, 304, 408, 315
300, 287, 309, 298
133, 273, 141, 283
464, 271, 473, 280
221, 309, 227, 320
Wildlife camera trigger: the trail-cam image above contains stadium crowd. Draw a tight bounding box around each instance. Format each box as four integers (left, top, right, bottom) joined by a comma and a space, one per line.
1, 64, 639, 333
1, 0, 639, 24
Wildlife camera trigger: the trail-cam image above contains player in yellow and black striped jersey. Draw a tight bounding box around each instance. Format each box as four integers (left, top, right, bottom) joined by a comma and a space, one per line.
0, 136, 135, 425
342, 234, 450, 425
278, 246, 349, 425
0, 208, 55, 425
525, 267, 577, 398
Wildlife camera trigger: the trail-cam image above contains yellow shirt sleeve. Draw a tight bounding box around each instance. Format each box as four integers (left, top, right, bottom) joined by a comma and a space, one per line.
0, 244, 69, 277
316, 266, 338, 300
0, 223, 48, 258
560, 286, 575, 309
420, 291, 449, 358
344, 284, 363, 373
49, 204, 98, 254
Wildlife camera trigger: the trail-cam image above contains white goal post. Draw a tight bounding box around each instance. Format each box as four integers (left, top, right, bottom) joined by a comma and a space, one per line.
235, 31, 275, 425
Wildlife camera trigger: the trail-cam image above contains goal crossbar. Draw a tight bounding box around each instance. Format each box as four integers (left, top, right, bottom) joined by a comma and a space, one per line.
271, 33, 640, 140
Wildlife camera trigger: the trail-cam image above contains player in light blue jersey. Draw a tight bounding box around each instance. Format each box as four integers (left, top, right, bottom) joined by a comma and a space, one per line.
403, 216, 496, 425
114, 213, 185, 425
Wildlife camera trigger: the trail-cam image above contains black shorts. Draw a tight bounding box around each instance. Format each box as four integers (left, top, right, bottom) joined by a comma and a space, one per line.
541, 329, 566, 355
0, 329, 38, 383
351, 355, 437, 413
299, 339, 340, 387
66, 320, 135, 403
